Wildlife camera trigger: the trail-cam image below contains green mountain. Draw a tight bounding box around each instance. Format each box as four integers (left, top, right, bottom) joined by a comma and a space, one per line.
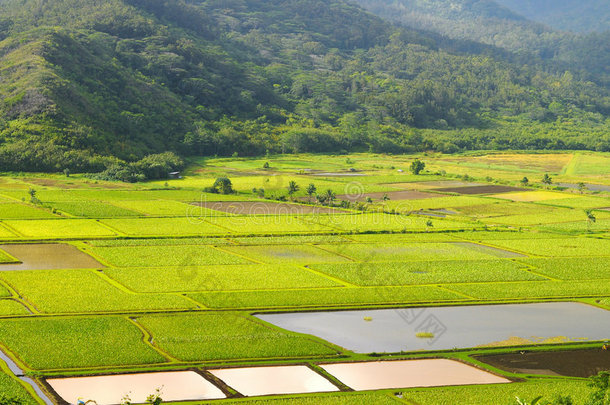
0, 0, 609, 173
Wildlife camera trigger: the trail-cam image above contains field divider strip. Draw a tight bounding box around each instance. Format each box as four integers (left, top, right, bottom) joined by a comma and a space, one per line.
209, 245, 267, 264
511, 260, 562, 281
95, 219, 127, 236
0, 279, 41, 314
90, 269, 142, 294
0, 221, 23, 238
125, 316, 180, 363
308, 244, 358, 262
297, 264, 359, 288
435, 284, 477, 300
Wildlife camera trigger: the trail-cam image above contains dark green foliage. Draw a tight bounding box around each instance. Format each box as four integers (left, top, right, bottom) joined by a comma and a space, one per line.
208, 177, 234, 195
410, 159, 425, 175
587, 371, 610, 405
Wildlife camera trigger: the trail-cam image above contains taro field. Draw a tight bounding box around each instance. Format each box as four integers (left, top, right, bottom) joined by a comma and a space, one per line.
0, 152, 609, 404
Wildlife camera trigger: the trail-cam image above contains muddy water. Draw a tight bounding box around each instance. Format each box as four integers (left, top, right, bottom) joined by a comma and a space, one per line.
210, 365, 339, 396
477, 349, 610, 377
0, 244, 103, 271
47, 371, 225, 404
257, 302, 610, 353
321, 359, 510, 390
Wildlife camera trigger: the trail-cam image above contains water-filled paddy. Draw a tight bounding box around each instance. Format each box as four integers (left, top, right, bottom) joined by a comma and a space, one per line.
47, 371, 225, 404
210, 365, 339, 396
477, 348, 610, 377
0, 244, 103, 271
257, 302, 610, 353
320, 359, 510, 390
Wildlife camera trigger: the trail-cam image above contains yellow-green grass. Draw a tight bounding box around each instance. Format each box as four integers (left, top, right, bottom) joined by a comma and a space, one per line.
86, 237, 234, 247
0, 249, 18, 263
2, 219, 116, 238
539, 218, 610, 233
404, 379, 591, 405
520, 257, 610, 280
137, 313, 338, 361
565, 152, 610, 177
48, 201, 141, 218
108, 200, 228, 217
382, 196, 497, 211
310, 260, 543, 286
230, 235, 351, 245
89, 245, 251, 267
446, 280, 610, 299
208, 216, 336, 234
346, 233, 461, 242
0, 203, 57, 219
536, 196, 610, 209
0, 270, 195, 313
104, 265, 341, 292
455, 202, 555, 217
308, 213, 477, 233
453, 231, 572, 241
190, 286, 465, 309
100, 217, 228, 236
214, 392, 398, 404
0, 284, 10, 297
480, 210, 586, 226
219, 245, 351, 264
0, 299, 29, 316
0, 317, 165, 370
486, 237, 610, 257
0, 225, 17, 238
318, 242, 515, 262
434, 152, 573, 173
0, 371, 37, 404
491, 191, 578, 202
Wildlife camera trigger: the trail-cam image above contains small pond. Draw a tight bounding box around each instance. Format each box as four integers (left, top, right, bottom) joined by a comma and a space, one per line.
0, 244, 103, 271
257, 302, 610, 353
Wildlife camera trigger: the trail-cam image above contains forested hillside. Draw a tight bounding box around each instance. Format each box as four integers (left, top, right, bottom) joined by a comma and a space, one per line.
354, 0, 610, 88
495, 0, 610, 33
0, 0, 609, 174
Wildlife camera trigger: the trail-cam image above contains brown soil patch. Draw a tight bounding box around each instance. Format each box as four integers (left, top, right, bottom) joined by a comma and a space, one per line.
336, 190, 438, 203
477, 348, 610, 378
435, 185, 526, 195
193, 201, 348, 215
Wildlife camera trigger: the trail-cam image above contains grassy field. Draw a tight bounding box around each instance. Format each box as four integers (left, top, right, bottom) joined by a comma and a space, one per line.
0, 151, 607, 404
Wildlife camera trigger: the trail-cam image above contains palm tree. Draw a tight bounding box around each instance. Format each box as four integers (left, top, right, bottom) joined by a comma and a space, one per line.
306, 183, 317, 203
287, 181, 300, 197
585, 209, 597, 230
324, 189, 336, 206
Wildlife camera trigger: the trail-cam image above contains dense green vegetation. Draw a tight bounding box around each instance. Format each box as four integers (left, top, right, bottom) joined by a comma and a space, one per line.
1, 0, 610, 175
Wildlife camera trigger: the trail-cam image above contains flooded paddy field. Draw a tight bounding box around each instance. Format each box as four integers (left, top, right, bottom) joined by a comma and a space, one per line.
0, 243, 103, 271
210, 365, 339, 396
477, 348, 610, 377
320, 359, 510, 390
257, 302, 610, 353
47, 371, 225, 404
